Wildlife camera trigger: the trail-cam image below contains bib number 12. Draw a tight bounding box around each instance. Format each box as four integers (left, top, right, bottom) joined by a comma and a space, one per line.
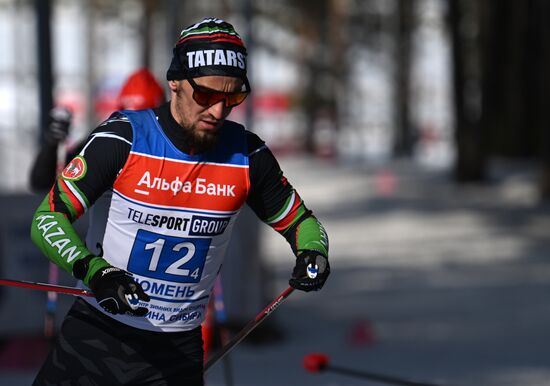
128, 229, 210, 283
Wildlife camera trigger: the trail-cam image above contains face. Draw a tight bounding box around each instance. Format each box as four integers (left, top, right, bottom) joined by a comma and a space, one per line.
168, 76, 244, 153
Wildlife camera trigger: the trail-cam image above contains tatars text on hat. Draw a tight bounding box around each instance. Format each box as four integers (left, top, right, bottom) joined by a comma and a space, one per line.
186, 49, 246, 69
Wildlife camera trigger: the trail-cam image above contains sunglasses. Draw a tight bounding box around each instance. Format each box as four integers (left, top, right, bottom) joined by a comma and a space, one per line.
187, 77, 250, 108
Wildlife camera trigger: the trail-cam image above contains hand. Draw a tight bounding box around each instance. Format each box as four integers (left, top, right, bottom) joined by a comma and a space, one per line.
45, 106, 72, 144
89, 266, 150, 316
289, 250, 330, 292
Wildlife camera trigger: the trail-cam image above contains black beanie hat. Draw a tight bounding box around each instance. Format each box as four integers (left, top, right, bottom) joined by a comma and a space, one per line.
166, 17, 248, 82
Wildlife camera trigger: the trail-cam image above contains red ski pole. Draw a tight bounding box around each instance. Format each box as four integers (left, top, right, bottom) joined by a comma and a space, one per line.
304, 353, 451, 386
0, 278, 93, 297
204, 286, 294, 373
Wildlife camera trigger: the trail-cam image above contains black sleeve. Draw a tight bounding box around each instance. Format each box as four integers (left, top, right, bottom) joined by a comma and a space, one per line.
50, 114, 133, 220
29, 140, 91, 193
29, 142, 59, 192
245, 131, 294, 221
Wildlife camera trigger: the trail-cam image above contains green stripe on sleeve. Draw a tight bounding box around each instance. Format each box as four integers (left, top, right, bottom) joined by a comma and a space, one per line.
296, 216, 329, 257
56, 180, 78, 219
30, 196, 94, 279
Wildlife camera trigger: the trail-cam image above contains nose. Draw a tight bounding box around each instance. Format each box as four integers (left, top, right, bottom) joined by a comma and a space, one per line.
207, 100, 230, 119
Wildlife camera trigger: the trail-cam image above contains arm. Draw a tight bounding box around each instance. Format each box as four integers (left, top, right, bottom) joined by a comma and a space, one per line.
246, 132, 330, 291
30, 114, 149, 315
29, 107, 72, 191
29, 143, 60, 191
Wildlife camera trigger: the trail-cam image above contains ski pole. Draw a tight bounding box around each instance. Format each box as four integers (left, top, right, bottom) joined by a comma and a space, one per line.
45, 132, 68, 337
0, 278, 93, 297
204, 286, 295, 373
304, 353, 450, 386
44, 262, 59, 337
212, 276, 234, 386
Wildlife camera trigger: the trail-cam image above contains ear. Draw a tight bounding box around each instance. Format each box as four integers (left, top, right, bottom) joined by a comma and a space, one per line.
168, 80, 179, 92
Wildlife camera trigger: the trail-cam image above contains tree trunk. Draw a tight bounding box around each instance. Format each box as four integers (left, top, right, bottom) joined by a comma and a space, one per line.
393, 0, 414, 157
449, 0, 486, 181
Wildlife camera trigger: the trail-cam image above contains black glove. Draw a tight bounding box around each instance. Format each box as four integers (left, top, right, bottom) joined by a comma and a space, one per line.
289, 250, 330, 292
89, 266, 150, 316
45, 106, 72, 144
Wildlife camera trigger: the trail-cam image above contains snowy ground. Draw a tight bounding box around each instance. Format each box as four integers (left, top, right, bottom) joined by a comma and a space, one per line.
3, 156, 550, 386
207, 156, 550, 386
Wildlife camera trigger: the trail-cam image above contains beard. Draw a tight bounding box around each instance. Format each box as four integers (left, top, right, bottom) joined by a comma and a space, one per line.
180, 123, 220, 154
173, 85, 220, 154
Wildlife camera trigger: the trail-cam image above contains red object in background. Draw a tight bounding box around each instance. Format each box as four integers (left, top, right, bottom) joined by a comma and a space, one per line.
419, 126, 440, 144
349, 319, 376, 346
231, 91, 291, 118
202, 297, 216, 362
252, 92, 290, 112
303, 352, 445, 386
303, 353, 330, 373
0, 336, 50, 370
374, 169, 398, 197
95, 68, 165, 121
117, 68, 165, 110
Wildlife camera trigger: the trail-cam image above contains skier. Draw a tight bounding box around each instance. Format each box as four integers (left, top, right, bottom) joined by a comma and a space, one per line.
30, 17, 330, 386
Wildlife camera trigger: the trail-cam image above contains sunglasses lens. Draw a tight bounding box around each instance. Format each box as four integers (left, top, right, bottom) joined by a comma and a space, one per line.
225, 92, 248, 107
189, 79, 250, 108
192, 90, 222, 107
193, 90, 248, 108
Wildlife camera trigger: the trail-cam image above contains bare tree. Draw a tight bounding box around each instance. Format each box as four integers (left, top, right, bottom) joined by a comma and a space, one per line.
449, 0, 486, 182
393, 0, 415, 157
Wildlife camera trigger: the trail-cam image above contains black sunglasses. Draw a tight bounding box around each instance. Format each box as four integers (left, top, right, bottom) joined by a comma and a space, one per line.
187, 77, 251, 108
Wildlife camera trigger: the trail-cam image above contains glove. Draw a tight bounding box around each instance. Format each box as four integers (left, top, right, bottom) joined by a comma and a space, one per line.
45, 106, 72, 144
289, 250, 330, 292
89, 266, 150, 316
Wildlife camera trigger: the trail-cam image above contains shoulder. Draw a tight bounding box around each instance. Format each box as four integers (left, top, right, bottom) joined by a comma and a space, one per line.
220, 120, 267, 156
91, 112, 134, 144
245, 131, 267, 156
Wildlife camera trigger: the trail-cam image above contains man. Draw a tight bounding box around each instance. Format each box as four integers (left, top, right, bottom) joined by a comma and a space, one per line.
30, 17, 330, 386
29, 67, 165, 191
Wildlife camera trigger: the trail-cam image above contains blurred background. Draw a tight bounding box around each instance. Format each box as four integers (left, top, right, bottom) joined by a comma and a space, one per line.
0, 0, 549, 385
